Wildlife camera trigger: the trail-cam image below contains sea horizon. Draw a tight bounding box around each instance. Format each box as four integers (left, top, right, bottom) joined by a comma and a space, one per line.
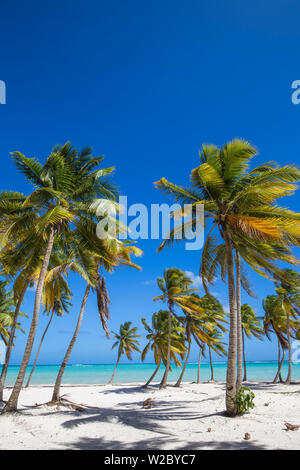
4, 361, 300, 386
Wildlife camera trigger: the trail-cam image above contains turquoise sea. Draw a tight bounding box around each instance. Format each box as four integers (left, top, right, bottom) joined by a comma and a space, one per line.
4, 362, 300, 386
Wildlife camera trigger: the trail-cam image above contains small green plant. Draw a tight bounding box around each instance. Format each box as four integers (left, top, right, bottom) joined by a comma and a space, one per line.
233, 386, 255, 414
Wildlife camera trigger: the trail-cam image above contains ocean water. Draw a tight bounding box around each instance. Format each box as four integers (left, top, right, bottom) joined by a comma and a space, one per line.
4, 361, 300, 386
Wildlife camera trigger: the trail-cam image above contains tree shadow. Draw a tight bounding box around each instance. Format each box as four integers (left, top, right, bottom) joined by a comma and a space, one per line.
64, 434, 267, 450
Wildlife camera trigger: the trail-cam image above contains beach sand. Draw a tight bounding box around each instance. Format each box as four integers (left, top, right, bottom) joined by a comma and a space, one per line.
0, 381, 300, 450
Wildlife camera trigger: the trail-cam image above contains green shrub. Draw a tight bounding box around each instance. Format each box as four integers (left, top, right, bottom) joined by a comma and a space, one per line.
233, 386, 255, 414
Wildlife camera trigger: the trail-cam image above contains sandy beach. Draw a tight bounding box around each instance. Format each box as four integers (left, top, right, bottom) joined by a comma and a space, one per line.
0, 381, 300, 450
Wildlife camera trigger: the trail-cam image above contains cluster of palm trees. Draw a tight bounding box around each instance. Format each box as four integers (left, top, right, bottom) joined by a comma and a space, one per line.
0, 143, 142, 411
0, 138, 300, 419
107, 266, 299, 395
154, 139, 300, 416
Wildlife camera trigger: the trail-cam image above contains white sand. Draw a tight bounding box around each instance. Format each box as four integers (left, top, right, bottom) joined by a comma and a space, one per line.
0, 381, 300, 450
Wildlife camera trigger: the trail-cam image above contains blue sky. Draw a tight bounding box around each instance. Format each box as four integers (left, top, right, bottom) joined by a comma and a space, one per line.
1, 0, 300, 365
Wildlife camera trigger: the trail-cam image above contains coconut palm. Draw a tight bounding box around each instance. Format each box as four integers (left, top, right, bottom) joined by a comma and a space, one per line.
155, 139, 300, 415
0, 279, 27, 402
108, 322, 141, 385
263, 295, 289, 383
197, 295, 227, 382
0, 281, 21, 346
206, 327, 227, 382
141, 311, 185, 387
241, 304, 264, 381
1, 143, 118, 413
173, 293, 225, 386
153, 268, 204, 388
174, 312, 210, 387
51, 239, 142, 402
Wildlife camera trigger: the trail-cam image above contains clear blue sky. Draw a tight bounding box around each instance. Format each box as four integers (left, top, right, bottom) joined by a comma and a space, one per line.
1, 0, 300, 365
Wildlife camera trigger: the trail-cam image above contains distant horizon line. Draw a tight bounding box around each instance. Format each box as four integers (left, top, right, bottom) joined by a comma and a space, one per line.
7, 360, 290, 367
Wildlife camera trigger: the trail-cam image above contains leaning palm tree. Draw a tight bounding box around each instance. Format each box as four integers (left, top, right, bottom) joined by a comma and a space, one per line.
155, 139, 300, 415
108, 322, 141, 385
1, 143, 118, 413
241, 304, 264, 381
142, 311, 186, 387
153, 268, 204, 388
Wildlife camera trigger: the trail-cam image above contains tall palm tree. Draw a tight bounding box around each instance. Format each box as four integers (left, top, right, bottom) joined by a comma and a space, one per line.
153, 268, 204, 388
241, 304, 264, 381
1, 143, 117, 413
141, 311, 186, 387
155, 139, 300, 415
108, 322, 141, 385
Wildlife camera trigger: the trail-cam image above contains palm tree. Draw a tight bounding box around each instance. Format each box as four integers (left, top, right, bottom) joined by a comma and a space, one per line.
0, 281, 21, 346
0, 279, 26, 402
206, 327, 227, 382
155, 139, 300, 415
263, 295, 289, 383
25, 276, 72, 388
197, 295, 227, 382
141, 311, 185, 387
275, 269, 300, 384
108, 322, 141, 385
241, 304, 264, 381
153, 268, 204, 388
1, 143, 117, 413
51, 240, 142, 403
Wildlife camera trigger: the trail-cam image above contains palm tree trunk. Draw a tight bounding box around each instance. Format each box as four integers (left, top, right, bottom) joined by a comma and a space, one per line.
160, 302, 172, 389
235, 251, 243, 390
284, 312, 292, 385
273, 337, 283, 384
223, 228, 238, 416
108, 352, 121, 385
25, 309, 55, 388
143, 361, 161, 388
51, 285, 90, 402
175, 337, 191, 387
242, 328, 247, 382
209, 346, 215, 381
2, 228, 55, 413
197, 347, 202, 384
0, 279, 29, 402
279, 347, 286, 383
